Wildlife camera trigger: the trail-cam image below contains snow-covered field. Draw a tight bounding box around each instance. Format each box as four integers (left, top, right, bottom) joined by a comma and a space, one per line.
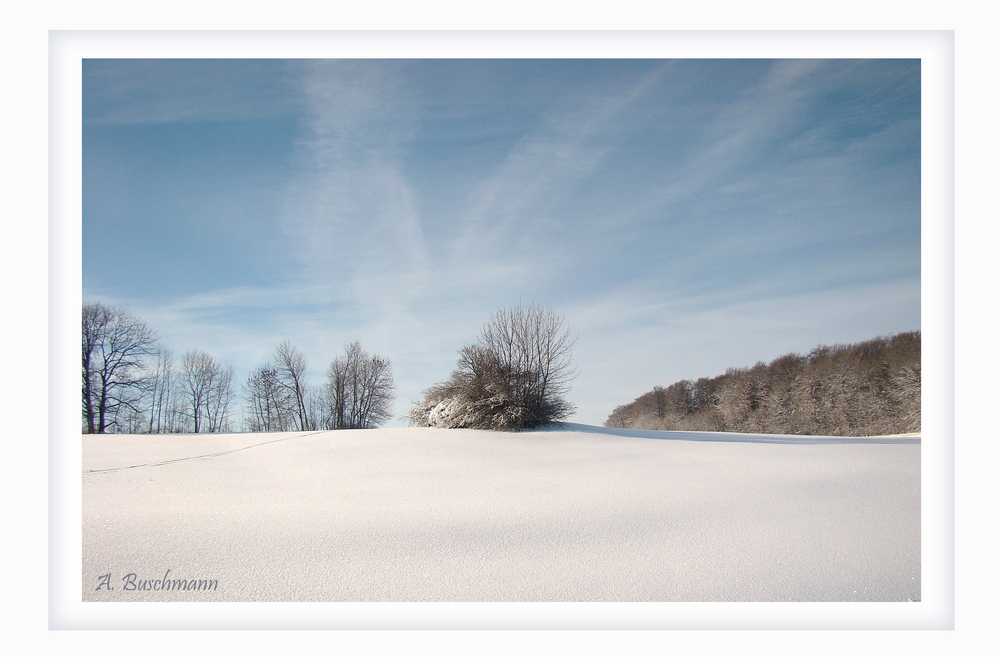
82, 424, 919, 602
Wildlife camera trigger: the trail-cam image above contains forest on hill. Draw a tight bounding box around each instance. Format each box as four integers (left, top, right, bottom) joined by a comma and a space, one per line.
605, 332, 920, 437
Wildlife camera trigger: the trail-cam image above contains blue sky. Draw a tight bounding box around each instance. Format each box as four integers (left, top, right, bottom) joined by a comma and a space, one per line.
82, 58, 920, 427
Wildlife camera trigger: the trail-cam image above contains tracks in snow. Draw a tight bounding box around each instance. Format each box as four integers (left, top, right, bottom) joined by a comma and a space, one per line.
84, 431, 327, 474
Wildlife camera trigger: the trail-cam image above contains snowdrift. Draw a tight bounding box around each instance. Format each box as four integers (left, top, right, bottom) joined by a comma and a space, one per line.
82, 424, 919, 602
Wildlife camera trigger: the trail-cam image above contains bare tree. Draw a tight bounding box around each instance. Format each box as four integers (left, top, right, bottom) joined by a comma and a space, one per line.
306, 388, 326, 432
82, 302, 158, 434
181, 351, 210, 433
605, 403, 634, 429
180, 350, 234, 433
243, 365, 294, 432
146, 347, 177, 433
273, 341, 310, 431
206, 363, 235, 433
410, 303, 577, 430
326, 341, 396, 429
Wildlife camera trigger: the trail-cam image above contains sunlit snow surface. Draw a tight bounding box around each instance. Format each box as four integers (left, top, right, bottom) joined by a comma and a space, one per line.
82, 424, 919, 602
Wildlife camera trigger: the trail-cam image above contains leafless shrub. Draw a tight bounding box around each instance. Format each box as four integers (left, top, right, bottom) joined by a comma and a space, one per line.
410, 303, 577, 431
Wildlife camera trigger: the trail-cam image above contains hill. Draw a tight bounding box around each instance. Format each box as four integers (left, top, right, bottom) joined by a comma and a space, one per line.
83, 425, 919, 602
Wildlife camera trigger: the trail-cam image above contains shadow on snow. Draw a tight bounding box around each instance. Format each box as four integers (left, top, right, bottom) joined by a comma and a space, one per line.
535, 422, 921, 445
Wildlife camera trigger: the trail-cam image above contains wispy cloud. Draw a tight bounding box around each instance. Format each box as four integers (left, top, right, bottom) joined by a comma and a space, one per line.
280, 61, 430, 315
82, 59, 921, 427
566, 275, 920, 423
450, 63, 672, 270
83, 59, 301, 126
614, 61, 828, 225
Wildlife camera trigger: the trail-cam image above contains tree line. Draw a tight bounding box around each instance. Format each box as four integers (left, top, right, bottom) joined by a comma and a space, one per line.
605, 331, 921, 436
84, 300, 920, 437
82, 301, 395, 434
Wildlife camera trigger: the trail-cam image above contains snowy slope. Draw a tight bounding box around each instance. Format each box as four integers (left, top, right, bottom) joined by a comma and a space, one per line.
82, 424, 919, 602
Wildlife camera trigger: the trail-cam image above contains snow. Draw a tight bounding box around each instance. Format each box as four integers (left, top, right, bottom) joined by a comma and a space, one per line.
82, 424, 919, 602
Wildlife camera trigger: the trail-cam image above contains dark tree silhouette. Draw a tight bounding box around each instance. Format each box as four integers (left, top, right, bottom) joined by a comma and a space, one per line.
82, 302, 158, 434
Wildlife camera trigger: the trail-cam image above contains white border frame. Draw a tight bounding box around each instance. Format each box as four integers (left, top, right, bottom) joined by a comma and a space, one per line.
50, 30, 953, 630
